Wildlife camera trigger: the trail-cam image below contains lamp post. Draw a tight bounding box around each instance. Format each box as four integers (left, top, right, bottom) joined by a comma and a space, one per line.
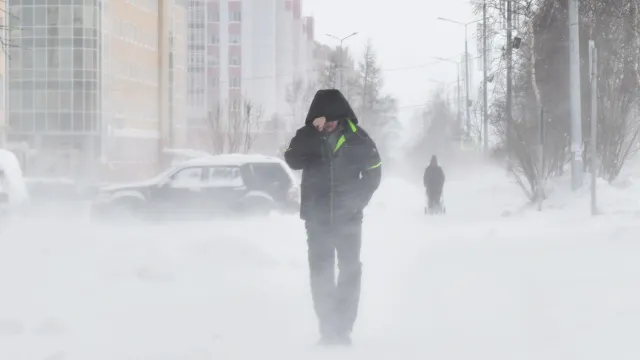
325, 32, 359, 91
482, 0, 488, 151
568, 0, 583, 189
437, 17, 483, 141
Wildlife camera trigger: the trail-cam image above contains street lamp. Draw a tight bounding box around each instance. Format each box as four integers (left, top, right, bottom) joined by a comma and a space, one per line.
434, 56, 463, 136
437, 17, 482, 141
325, 32, 358, 91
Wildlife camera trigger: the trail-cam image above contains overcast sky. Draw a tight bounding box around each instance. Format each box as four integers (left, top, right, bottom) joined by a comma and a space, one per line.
303, 0, 477, 118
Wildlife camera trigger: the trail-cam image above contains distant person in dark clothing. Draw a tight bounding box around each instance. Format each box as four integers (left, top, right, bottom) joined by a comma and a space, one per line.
284, 89, 382, 346
423, 155, 445, 209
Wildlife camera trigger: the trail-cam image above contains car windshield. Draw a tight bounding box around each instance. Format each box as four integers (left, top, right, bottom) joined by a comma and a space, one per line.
150, 166, 181, 184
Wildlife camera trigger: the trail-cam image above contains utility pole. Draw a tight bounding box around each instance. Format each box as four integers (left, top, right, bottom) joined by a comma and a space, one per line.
457, 65, 462, 132
158, 0, 170, 171
569, 0, 584, 189
537, 106, 544, 211
483, 0, 489, 151
506, 0, 513, 169
464, 24, 470, 139
326, 32, 358, 91
338, 45, 344, 90
436, 17, 483, 140
589, 40, 598, 215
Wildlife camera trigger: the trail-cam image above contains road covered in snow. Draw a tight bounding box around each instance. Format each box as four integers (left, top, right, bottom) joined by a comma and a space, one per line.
1, 157, 640, 359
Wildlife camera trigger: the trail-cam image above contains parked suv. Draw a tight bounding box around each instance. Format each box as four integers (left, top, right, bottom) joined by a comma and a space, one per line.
90, 154, 300, 220
1, 149, 29, 218
0, 170, 8, 217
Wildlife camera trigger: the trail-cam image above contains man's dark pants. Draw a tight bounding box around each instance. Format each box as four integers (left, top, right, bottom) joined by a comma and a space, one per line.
305, 218, 362, 338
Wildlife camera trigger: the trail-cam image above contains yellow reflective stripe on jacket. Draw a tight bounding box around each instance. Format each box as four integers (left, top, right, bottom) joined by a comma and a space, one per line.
368, 161, 382, 170
346, 118, 357, 132
334, 135, 346, 152
334, 119, 358, 153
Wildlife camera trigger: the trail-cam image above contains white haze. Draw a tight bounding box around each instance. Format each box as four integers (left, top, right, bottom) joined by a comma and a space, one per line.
2, 0, 640, 358
1, 151, 640, 359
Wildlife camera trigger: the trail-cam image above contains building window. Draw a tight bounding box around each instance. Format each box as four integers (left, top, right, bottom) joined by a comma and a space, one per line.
208, 55, 219, 67
0, 74, 4, 108
229, 55, 241, 66
122, 22, 128, 40
208, 11, 219, 22
229, 77, 241, 88
209, 33, 219, 45
229, 10, 242, 22
208, 76, 218, 88
118, 19, 124, 37
229, 33, 241, 45
230, 99, 241, 112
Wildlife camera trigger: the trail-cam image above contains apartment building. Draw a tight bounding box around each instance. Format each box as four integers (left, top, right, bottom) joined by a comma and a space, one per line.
0, 0, 6, 147
4, 0, 187, 182
186, 0, 315, 152
102, 0, 187, 180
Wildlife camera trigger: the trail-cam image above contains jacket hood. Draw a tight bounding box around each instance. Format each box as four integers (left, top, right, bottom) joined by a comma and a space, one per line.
429, 155, 438, 166
304, 89, 358, 125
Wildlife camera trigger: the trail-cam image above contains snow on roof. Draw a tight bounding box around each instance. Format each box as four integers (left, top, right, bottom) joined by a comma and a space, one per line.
163, 148, 213, 159
183, 153, 285, 166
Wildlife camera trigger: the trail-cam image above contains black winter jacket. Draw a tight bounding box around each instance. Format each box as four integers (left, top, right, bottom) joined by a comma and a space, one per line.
284, 90, 382, 224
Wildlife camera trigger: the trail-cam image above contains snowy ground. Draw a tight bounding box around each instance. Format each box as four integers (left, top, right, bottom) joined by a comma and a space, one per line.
1, 155, 640, 359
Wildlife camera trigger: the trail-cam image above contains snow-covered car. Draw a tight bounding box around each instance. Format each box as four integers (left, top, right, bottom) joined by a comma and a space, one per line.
90, 154, 301, 220
162, 148, 213, 167
0, 177, 8, 215
0, 149, 29, 217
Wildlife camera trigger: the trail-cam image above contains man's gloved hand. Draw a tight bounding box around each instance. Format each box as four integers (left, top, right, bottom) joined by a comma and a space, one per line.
291, 124, 324, 163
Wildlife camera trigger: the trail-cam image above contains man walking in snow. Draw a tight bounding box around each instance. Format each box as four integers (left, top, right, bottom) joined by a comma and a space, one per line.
423, 155, 445, 211
284, 89, 382, 346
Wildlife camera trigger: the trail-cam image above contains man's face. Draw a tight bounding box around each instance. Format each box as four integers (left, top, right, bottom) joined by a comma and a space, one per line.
322, 120, 338, 133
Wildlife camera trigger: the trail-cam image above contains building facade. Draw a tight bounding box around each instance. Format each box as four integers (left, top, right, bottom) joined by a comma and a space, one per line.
5, 1, 102, 178
186, 0, 315, 153
4, 0, 187, 182
0, 0, 6, 147
101, 0, 188, 180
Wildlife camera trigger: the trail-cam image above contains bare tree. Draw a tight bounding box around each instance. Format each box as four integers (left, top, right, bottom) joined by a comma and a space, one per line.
204, 98, 262, 154
205, 105, 226, 154
406, 87, 456, 168
470, 0, 640, 202
470, 0, 570, 201
1, 2, 17, 55
316, 43, 359, 104
240, 100, 262, 153
352, 40, 399, 159
286, 77, 317, 122
583, 0, 640, 181
285, 77, 305, 122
